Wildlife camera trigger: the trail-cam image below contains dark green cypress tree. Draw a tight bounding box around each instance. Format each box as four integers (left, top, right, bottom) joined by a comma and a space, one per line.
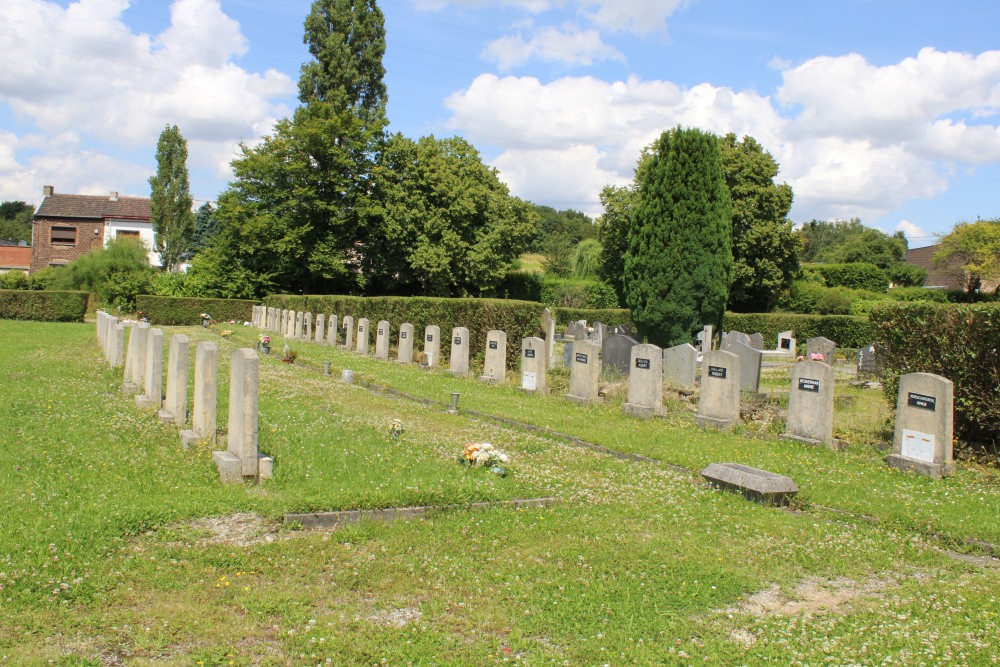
624, 127, 733, 347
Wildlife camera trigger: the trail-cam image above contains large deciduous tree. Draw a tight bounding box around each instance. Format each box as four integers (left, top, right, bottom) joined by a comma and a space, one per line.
624, 127, 732, 347
935, 219, 1000, 294
718, 133, 799, 312
360, 133, 537, 296
149, 124, 194, 271
203, 0, 388, 296
0, 201, 34, 243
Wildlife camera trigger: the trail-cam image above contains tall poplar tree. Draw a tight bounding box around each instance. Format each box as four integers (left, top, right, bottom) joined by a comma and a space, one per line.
149, 124, 194, 271
624, 127, 732, 347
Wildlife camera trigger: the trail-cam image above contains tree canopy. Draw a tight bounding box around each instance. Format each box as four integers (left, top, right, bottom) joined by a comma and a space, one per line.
148, 124, 194, 271
0, 201, 33, 243
624, 127, 732, 347
935, 219, 1000, 294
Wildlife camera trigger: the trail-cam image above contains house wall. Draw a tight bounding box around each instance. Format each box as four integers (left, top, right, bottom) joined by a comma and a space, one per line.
0, 246, 31, 274
30, 217, 105, 273
105, 218, 161, 267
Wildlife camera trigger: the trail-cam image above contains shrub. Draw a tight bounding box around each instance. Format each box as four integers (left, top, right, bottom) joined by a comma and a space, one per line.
486, 270, 544, 302
723, 312, 874, 349
0, 290, 88, 322
151, 271, 189, 297
136, 295, 257, 325
0, 271, 29, 290
778, 280, 888, 315
554, 307, 632, 329
870, 302, 1000, 447
887, 262, 928, 288
889, 287, 949, 303
540, 277, 618, 309
264, 295, 545, 367
52, 238, 154, 310
806, 262, 889, 293
572, 239, 603, 279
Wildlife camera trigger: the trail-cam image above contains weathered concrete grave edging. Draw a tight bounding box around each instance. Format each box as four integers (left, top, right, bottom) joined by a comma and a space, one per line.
285, 497, 557, 530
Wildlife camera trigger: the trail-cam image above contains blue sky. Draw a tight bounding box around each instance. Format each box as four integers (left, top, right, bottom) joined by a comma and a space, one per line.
3, 0, 1000, 248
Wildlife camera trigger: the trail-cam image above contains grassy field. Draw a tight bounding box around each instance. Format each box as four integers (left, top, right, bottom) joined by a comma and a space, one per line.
0, 320, 997, 666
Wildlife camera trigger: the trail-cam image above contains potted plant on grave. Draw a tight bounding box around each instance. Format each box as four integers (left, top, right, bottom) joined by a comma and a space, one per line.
200, 312, 211, 328
259, 334, 270, 355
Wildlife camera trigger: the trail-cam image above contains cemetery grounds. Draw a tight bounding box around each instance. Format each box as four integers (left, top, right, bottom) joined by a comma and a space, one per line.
0, 320, 998, 666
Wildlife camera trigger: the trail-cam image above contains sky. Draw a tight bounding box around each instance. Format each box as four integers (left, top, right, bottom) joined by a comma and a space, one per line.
3, 1, 1000, 248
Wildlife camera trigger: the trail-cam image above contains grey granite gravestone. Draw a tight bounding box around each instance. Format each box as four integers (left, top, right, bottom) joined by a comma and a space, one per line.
397, 323, 414, 364
887, 372, 955, 478
663, 343, 697, 389
520, 337, 546, 393
374, 320, 391, 361
781, 360, 835, 447
602, 334, 638, 376
479, 330, 507, 383
423, 325, 440, 368
622, 343, 663, 418
449, 327, 470, 377
135, 328, 164, 410
749, 333, 764, 350
160, 334, 189, 426
123, 322, 149, 396
729, 341, 763, 393
355, 318, 369, 355
696, 350, 742, 430
213, 349, 273, 483
701, 463, 798, 506
806, 336, 836, 363
566, 339, 601, 404
563, 341, 573, 367
180, 341, 217, 448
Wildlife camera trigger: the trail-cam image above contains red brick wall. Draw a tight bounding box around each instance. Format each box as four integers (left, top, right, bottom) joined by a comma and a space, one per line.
30, 217, 105, 273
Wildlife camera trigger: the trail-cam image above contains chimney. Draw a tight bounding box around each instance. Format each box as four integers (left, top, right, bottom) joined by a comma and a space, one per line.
42, 185, 54, 197
109, 191, 119, 202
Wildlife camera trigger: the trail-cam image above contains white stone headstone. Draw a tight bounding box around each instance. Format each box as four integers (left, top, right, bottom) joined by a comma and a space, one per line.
782, 360, 835, 447
623, 343, 663, 418
567, 339, 601, 404
423, 325, 440, 367
449, 327, 470, 377
479, 330, 507, 383
696, 350, 741, 430
888, 372, 955, 478
521, 337, 546, 393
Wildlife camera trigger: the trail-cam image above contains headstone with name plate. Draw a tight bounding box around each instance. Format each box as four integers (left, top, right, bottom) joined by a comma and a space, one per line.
375, 320, 391, 361
355, 318, 369, 355
449, 327, 470, 377
397, 323, 414, 364
423, 325, 440, 367
622, 343, 663, 418
602, 334, 639, 376
777, 330, 796, 356
327, 315, 339, 347
566, 339, 601, 404
887, 372, 955, 478
781, 360, 835, 447
663, 343, 698, 389
696, 350, 742, 430
315, 314, 325, 343
520, 337, 546, 393
479, 330, 507, 383
342, 316, 354, 351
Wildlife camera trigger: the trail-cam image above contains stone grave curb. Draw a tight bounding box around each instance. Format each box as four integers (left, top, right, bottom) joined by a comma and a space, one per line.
285, 497, 558, 530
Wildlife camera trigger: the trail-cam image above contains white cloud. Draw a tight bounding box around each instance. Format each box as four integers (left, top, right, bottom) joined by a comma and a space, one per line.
0, 0, 295, 203
482, 24, 624, 70
580, 0, 689, 35
896, 219, 932, 246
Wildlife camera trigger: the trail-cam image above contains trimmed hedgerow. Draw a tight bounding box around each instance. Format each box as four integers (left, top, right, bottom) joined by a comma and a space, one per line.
264, 294, 545, 367
722, 312, 874, 349
805, 262, 890, 293
870, 301, 1000, 447
0, 289, 88, 322
136, 295, 257, 325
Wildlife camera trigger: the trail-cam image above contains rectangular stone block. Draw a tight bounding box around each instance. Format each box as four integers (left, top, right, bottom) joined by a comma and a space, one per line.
222, 348, 260, 479
479, 330, 507, 383
375, 320, 391, 361
315, 314, 325, 343
123, 322, 149, 391
449, 327, 470, 377
567, 339, 601, 404
397, 323, 414, 364
520, 337, 546, 393
304, 312, 313, 341
136, 328, 163, 410
701, 463, 798, 506
191, 341, 218, 442
663, 343, 697, 389
696, 350, 741, 429
327, 314, 338, 346
781, 360, 835, 447
423, 325, 440, 367
356, 318, 369, 354
342, 315, 354, 351
161, 334, 189, 426
888, 372, 955, 478
110, 323, 126, 369
622, 343, 662, 418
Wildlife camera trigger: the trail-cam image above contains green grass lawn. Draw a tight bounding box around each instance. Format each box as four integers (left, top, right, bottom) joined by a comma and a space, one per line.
1, 320, 998, 666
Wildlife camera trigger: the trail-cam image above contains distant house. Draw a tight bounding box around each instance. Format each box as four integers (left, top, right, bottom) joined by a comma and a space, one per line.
0, 241, 31, 274
30, 185, 158, 274
904, 244, 999, 293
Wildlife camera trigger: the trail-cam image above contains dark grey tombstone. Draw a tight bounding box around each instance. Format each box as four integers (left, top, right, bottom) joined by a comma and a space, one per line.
856, 343, 877, 377
563, 341, 574, 367
602, 334, 638, 376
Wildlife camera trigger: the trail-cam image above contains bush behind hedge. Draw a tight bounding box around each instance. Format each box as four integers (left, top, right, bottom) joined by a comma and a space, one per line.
723, 312, 874, 349
869, 302, 1000, 446
0, 290, 89, 322
554, 307, 633, 329
805, 262, 890, 293
136, 295, 257, 326
264, 294, 545, 367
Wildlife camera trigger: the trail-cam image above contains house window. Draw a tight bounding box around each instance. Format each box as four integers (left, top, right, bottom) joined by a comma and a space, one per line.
117, 230, 141, 239
51, 226, 77, 245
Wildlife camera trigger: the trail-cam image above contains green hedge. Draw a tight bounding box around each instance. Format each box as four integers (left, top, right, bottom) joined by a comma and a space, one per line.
554, 307, 633, 329
264, 294, 545, 367
723, 312, 874, 349
0, 290, 89, 322
870, 302, 1000, 447
805, 262, 889, 293
136, 295, 257, 326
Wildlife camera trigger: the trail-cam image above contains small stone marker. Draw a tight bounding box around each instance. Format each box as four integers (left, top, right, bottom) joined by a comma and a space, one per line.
887, 372, 955, 478
701, 463, 798, 506
449, 327, 470, 377
341, 369, 354, 384
423, 325, 440, 368
315, 313, 326, 343
375, 320, 391, 361
479, 330, 507, 383
856, 343, 877, 377
520, 337, 546, 393
781, 360, 835, 447
696, 350, 742, 430
342, 315, 354, 350
777, 330, 796, 356
622, 343, 663, 418
327, 314, 339, 346
136, 328, 164, 410
180, 341, 217, 448
397, 323, 414, 364
212, 348, 273, 483
806, 336, 836, 363
355, 318, 369, 354
602, 334, 638, 376
566, 339, 601, 404
749, 333, 764, 350
304, 312, 313, 341
729, 341, 763, 393
160, 334, 189, 426
663, 343, 697, 389
123, 322, 148, 396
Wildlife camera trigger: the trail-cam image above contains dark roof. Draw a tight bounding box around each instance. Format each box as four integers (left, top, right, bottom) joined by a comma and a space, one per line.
35, 193, 151, 221
904, 244, 965, 290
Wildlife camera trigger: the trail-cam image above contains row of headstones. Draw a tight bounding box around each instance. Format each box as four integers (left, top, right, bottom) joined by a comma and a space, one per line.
96, 310, 271, 484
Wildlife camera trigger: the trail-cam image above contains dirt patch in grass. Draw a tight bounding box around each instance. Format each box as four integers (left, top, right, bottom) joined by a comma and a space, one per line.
723, 576, 890, 618
185, 513, 284, 547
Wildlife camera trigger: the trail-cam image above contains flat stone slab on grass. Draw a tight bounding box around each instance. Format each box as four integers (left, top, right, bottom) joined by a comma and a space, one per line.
701, 463, 798, 506
286, 497, 557, 529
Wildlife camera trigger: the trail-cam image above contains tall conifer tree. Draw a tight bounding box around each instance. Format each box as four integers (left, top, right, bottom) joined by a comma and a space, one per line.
149, 124, 194, 271
624, 127, 732, 347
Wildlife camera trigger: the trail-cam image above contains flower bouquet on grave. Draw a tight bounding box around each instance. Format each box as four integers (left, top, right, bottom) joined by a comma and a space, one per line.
458, 442, 509, 477
809, 352, 825, 361
200, 313, 212, 328
389, 418, 403, 438
258, 334, 271, 355
220, 330, 232, 339
137, 310, 149, 324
